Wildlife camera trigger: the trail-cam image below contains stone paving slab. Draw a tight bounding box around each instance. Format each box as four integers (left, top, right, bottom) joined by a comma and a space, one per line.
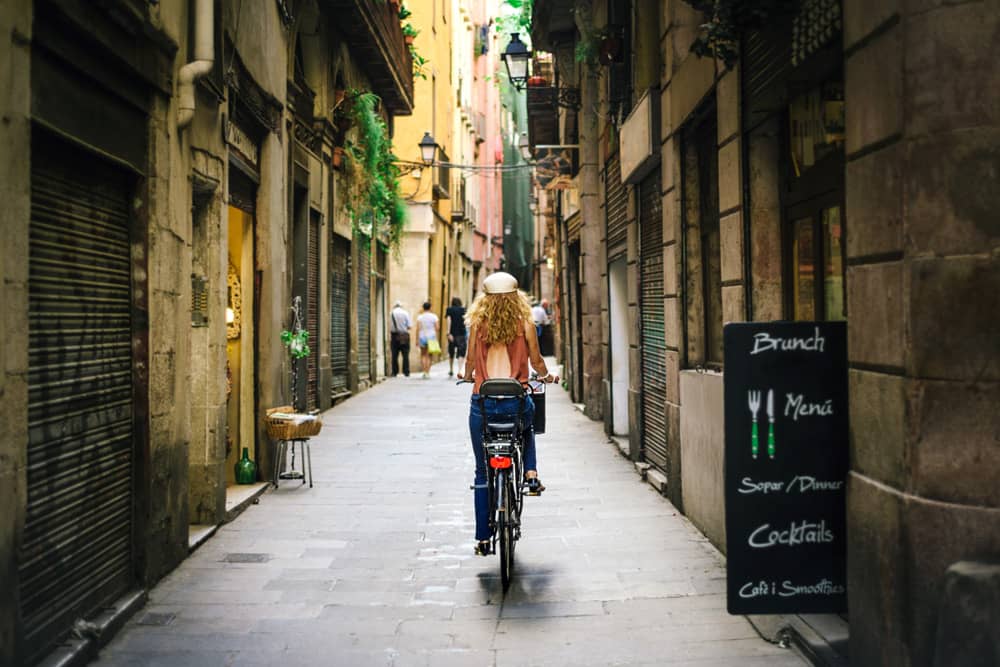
93, 361, 805, 667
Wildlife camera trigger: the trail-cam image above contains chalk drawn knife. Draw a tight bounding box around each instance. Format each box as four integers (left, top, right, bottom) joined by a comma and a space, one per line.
766, 389, 776, 459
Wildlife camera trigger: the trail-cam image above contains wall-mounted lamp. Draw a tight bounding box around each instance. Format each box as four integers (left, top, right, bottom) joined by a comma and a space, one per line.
501, 33, 530, 90
503, 33, 581, 111
419, 132, 438, 165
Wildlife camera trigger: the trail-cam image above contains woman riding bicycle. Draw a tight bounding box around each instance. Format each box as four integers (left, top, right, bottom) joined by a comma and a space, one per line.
459, 272, 558, 556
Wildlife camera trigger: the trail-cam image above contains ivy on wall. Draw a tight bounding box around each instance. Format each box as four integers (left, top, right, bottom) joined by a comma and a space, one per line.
341, 90, 407, 251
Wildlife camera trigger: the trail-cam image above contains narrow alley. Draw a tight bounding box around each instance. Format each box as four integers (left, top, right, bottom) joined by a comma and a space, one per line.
93, 365, 804, 667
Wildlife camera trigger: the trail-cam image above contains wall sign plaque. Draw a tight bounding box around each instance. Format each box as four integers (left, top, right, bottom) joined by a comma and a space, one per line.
723, 321, 848, 615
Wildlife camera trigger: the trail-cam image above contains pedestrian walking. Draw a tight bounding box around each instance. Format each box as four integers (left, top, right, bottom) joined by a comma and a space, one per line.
389, 300, 412, 377
445, 297, 467, 378
416, 301, 440, 379
531, 300, 548, 339
459, 272, 558, 556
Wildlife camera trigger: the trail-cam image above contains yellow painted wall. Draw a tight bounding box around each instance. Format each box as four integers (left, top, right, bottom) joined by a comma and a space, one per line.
394, 0, 458, 340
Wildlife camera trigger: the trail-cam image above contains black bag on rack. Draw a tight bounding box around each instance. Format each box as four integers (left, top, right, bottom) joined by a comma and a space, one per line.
528, 381, 546, 434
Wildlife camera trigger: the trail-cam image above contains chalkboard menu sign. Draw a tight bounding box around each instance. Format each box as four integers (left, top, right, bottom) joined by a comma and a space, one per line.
724, 322, 848, 615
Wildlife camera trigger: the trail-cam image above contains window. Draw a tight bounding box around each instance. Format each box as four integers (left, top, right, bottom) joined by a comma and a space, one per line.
784, 76, 845, 322
682, 102, 722, 368
790, 204, 845, 321
606, 0, 632, 123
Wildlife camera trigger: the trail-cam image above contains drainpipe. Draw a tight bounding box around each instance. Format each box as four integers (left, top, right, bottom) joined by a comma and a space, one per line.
178, 0, 214, 130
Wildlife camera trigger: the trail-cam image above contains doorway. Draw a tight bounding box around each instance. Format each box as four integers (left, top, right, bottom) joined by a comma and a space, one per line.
226, 205, 256, 482
608, 256, 629, 436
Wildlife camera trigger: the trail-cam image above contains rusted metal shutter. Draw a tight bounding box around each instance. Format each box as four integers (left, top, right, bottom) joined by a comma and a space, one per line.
357, 243, 371, 380
639, 168, 668, 475
306, 214, 320, 411
329, 235, 350, 394
605, 153, 627, 256
22, 134, 135, 662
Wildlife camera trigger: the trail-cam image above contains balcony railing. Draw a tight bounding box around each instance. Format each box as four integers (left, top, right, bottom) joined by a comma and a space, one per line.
326, 0, 414, 115
526, 86, 559, 146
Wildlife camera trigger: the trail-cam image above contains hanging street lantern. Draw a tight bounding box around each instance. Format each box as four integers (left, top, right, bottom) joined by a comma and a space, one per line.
419, 132, 438, 165
501, 33, 531, 90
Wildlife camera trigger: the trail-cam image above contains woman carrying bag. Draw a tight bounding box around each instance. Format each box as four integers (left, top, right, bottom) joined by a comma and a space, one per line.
416, 301, 440, 379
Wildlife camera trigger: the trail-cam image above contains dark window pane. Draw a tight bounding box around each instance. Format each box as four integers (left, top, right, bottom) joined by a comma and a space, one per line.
793, 216, 816, 320
823, 205, 845, 321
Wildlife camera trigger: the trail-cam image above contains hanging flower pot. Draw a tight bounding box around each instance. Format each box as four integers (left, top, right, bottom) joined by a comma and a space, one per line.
527, 75, 548, 87
332, 146, 345, 170
404, 34, 415, 45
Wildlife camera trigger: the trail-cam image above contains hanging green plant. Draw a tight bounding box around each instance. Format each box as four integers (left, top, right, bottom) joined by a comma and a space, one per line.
281, 328, 311, 359
410, 45, 429, 80
402, 23, 419, 38
341, 90, 408, 251
398, 3, 411, 19
683, 0, 799, 68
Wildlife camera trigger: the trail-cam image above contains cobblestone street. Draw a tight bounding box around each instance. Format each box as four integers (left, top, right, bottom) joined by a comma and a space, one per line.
95, 363, 805, 666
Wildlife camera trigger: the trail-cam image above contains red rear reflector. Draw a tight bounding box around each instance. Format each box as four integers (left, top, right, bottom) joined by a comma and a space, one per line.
489, 456, 513, 469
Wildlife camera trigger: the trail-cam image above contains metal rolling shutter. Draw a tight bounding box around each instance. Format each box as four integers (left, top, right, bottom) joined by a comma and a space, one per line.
329, 236, 350, 394
605, 153, 627, 254
357, 244, 371, 380
306, 215, 320, 411
639, 169, 668, 475
22, 135, 134, 662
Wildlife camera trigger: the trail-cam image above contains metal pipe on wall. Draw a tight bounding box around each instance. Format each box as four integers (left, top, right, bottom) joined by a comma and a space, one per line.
178, 0, 214, 129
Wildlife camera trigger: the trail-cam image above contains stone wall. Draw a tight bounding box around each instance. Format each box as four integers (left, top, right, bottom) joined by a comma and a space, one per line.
844, 1, 1000, 664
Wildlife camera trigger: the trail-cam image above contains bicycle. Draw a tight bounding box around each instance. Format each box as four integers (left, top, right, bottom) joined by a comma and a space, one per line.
460, 377, 545, 591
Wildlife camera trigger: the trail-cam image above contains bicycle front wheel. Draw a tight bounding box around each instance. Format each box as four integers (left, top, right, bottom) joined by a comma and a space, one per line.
497, 470, 515, 592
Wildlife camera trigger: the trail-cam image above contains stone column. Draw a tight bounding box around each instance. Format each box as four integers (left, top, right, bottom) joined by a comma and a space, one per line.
575, 0, 605, 420
844, 2, 1000, 665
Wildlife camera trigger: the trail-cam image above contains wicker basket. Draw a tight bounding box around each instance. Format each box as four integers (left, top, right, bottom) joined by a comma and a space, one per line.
264, 405, 323, 440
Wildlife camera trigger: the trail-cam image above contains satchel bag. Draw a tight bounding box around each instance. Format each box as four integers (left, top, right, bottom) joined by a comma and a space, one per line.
391, 312, 410, 346
427, 338, 441, 355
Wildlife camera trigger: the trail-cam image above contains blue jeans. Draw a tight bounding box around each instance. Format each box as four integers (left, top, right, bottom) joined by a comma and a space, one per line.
469, 395, 537, 541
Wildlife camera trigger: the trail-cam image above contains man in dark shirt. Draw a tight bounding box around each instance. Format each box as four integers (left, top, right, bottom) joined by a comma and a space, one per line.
445, 297, 467, 377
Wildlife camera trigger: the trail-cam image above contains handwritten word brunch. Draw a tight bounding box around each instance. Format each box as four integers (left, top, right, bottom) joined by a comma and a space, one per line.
750, 327, 826, 355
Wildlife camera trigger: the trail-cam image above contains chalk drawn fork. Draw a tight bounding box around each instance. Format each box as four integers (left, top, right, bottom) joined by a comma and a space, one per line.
748, 390, 761, 459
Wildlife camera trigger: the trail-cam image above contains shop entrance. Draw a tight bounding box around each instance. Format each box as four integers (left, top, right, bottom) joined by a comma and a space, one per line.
226, 204, 256, 482
608, 256, 630, 436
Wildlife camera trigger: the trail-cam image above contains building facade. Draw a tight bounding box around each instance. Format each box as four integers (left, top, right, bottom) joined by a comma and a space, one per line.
531, 0, 1000, 664
0, 0, 412, 663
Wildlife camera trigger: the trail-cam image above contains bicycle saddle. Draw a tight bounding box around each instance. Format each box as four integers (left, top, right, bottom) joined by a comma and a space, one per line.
479, 378, 525, 397
486, 421, 517, 432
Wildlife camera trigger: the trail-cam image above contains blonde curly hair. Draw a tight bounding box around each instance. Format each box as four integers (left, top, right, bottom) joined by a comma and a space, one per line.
465, 290, 533, 345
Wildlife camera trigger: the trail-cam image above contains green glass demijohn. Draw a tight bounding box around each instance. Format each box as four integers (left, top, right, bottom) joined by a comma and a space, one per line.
235, 447, 257, 484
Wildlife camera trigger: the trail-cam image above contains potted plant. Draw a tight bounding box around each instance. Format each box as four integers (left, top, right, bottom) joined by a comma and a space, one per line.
398, 3, 411, 19
527, 75, 547, 87
402, 23, 418, 45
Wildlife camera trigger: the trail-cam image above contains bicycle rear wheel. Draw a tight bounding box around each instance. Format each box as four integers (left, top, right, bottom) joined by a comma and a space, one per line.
497, 471, 515, 591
